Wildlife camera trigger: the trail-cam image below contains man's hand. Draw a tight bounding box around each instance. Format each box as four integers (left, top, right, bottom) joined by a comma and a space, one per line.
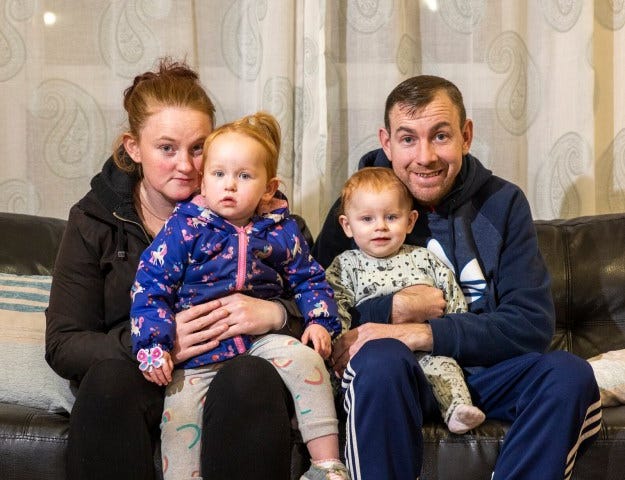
330, 322, 433, 376
392, 284, 446, 323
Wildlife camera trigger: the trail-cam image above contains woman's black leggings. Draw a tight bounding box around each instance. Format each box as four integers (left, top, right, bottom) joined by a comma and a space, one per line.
201, 355, 294, 479
66, 356, 293, 480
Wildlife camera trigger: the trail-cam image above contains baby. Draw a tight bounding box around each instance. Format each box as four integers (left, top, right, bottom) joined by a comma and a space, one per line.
131, 112, 350, 480
325, 167, 485, 434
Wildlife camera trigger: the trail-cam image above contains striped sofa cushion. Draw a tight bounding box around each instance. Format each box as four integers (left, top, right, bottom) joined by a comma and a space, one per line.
0, 273, 75, 412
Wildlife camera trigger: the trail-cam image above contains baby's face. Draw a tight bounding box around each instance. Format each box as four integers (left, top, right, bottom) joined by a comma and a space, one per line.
339, 188, 417, 258
201, 132, 271, 227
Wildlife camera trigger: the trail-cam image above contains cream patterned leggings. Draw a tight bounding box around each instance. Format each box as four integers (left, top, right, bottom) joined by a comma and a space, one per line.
161, 334, 339, 480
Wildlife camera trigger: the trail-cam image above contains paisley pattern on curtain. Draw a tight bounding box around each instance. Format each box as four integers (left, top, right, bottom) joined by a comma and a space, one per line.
1, 0, 624, 235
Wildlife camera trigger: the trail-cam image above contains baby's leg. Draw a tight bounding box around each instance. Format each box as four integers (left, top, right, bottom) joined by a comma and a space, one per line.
249, 334, 350, 479
418, 354, 485, 434
161, 365, 219, 480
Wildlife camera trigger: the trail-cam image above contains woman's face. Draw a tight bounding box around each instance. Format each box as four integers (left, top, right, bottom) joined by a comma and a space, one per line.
125, 106, 213, 204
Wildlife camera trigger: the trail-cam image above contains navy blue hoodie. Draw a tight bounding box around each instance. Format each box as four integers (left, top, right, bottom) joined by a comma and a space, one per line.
313, 149, 555, 368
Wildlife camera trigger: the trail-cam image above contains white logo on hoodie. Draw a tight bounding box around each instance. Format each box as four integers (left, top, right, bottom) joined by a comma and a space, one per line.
426, 239, 486, 304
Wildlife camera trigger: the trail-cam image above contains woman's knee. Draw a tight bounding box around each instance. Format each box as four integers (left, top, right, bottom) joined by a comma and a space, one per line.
75, 359, 162, 412
205, 355, 290, 413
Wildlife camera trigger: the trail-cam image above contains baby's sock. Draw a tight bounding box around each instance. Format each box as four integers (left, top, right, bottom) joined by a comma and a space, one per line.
447, 403, 486, 434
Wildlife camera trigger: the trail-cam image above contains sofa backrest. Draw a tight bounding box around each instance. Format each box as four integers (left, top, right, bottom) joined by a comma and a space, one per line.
535, 213, 625, 359
0, 212, 66, 276
1, 211, 624, 360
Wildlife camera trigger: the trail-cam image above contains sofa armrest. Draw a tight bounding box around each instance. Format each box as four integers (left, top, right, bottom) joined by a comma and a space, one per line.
0, 212, 66, 275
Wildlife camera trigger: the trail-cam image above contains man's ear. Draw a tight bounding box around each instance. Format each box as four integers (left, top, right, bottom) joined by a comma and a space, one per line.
338, 214, 354, 238
407, 209, 418, 233
461, 119, 473, 155
262, 177, 280, 202
122, 133, 141, 164
378, 126, 392, 161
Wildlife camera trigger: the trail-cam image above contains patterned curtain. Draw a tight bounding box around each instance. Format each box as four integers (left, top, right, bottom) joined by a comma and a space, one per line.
1, 0, 624, 236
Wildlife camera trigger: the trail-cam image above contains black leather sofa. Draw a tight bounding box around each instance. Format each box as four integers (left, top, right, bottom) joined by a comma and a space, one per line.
1, 211, 624, 479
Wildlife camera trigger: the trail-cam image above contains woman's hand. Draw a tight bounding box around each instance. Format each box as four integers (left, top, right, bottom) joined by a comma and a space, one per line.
214, 293, 285, 340
171, 300, 230, 364
171, 294, 285, 365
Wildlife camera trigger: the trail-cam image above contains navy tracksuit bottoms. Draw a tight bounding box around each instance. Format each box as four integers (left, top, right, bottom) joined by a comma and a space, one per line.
341, 338, 602, 480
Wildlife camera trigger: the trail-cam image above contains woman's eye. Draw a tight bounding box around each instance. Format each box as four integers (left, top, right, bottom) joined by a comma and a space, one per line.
192, 145, 203, 156
160, 144, 174, 154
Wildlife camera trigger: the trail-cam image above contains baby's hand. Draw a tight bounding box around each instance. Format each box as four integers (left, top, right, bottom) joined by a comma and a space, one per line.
302, 324, 331, 359
137, 347, 173, 386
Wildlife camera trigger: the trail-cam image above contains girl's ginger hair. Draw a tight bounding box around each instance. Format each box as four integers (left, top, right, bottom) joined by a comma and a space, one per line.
113, 57, 216, 175
202, 111, 281, 179
339, 167, 413, 215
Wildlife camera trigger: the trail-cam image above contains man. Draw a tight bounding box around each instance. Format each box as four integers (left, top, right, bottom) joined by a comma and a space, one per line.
313, 75, 601, 480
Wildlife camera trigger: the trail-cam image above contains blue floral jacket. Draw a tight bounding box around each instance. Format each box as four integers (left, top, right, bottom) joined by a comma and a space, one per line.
130, 193, 340, 369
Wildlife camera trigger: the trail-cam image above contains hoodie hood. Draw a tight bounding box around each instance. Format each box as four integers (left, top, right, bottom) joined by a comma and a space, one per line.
79, 156, 147, 259
179, 190, 291, 235
87, 156, 140, 221
357, 148, 492, 214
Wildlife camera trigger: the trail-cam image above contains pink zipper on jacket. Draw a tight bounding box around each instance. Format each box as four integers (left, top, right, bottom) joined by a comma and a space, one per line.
232, 225, 249, 353
234, 225, 249, 291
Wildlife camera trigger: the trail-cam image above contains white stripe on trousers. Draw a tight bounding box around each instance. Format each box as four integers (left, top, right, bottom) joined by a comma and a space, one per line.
564, 398, 602, 480
342, 363, 362, 480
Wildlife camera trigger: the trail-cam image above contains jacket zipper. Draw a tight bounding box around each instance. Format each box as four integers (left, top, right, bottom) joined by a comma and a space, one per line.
233, 225, 248, 353
235, 225, 248, 290
113, 211, 151, 243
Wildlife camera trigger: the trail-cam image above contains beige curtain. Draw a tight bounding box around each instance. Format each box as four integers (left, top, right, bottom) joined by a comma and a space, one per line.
1, 0, 624, 236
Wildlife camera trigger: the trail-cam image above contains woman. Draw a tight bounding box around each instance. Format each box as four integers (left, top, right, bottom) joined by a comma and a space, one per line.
45, 58, 295, 480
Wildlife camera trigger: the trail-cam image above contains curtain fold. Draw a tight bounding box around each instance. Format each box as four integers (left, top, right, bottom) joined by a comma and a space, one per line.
1, 0, 624, 236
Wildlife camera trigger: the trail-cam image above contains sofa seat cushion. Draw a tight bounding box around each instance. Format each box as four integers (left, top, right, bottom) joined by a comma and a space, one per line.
420, 408, 625, 479
0, 403, 68, 480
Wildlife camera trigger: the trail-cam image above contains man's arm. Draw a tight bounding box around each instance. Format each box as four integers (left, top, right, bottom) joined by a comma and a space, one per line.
428, 187, 555, 367
332, 184, 554, 369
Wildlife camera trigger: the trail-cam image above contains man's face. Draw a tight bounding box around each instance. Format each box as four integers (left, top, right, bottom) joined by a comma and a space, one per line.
379, 92, 473, 207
